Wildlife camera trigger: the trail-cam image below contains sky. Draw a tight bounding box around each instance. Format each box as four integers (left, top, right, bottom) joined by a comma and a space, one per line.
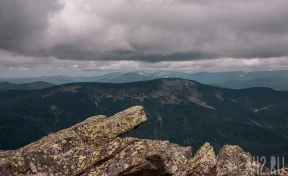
1, 0, 288, 77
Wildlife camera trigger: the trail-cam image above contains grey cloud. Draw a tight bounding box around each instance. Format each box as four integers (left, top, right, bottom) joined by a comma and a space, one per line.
51, 46, 215, 62
107, 0, 288, 59
0, 0, 288, 64
0, 0, 62, 53
79, 57, 288, 72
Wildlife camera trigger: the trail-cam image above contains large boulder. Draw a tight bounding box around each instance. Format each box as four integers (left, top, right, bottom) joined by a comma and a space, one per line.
216, 145, 262, 176
0, 106, 192, 176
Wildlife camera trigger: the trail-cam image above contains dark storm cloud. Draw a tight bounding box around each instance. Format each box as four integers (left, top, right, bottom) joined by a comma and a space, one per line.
0, 0, 288, 63
0, 0, 62, 54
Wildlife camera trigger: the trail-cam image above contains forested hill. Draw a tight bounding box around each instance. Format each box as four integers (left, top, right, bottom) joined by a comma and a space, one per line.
1, 78, 288, 160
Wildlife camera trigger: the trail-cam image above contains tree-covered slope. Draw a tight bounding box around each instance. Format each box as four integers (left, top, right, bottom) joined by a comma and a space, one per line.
0, 78, 288, 159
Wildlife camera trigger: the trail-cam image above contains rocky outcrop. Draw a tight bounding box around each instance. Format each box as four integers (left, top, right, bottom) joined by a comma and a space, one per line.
0, 106, 191, 176
186, 142, 216, 176
216, 145, 262, 176
0, 106, 280, 176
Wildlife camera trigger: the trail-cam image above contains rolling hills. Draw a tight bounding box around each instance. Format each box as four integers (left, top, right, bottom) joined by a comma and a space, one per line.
0, 78, 288, 159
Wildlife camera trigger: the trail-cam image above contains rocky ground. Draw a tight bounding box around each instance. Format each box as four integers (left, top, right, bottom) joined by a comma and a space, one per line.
0, 106, 287, 176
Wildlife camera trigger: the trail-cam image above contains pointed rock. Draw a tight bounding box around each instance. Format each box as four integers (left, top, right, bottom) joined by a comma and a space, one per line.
186, 142, 217, 176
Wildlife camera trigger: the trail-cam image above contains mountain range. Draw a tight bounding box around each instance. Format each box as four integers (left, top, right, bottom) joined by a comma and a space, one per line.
0, 78, 288, 161
0, 81, 54, 91
0, 73, 124, 85
1, 70, 288, 91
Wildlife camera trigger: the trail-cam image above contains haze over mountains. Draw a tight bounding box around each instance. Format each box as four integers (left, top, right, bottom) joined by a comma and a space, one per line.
1, 78, 288, 161
1, 70, 288, 91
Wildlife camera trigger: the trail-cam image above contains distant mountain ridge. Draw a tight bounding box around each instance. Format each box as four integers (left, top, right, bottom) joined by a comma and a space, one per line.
1, 70, 288, 90
0, 73, 124, 85
101, 71, 159, 83
0, 78, 288, 161
0, 81, 54, 91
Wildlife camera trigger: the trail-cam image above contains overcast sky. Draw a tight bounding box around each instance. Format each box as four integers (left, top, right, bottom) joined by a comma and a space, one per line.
1, 0, 288, 77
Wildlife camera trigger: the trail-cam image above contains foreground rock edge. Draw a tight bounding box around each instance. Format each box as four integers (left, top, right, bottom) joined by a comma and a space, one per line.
0, 106, 286, 176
